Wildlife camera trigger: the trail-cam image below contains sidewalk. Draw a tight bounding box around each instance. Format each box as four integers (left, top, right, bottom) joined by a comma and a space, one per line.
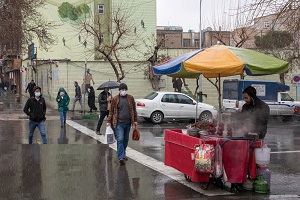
0, 92, 97, 120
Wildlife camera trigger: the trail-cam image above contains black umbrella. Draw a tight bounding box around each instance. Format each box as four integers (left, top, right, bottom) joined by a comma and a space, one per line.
97, 81, 120, 90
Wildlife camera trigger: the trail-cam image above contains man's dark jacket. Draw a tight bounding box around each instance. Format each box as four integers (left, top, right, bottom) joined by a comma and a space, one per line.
242, 96, 270, 138
75, 84, 81, 98
26, 82, 36, 94
23, 97, 46, 122
98, 91, 111, 111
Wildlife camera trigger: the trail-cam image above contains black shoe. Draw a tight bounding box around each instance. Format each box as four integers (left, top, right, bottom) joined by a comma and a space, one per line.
119, 158, 126, 165
96, 131, 101, 135
124, 157, 128, 161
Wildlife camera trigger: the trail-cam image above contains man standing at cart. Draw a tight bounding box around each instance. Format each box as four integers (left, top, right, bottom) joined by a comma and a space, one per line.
241, 86, 270, 139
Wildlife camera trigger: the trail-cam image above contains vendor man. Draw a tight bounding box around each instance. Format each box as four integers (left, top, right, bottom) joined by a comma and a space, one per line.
241, 86, 270, 139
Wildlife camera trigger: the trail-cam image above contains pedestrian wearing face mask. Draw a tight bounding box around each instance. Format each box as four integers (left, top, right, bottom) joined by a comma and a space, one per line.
23, 86, 48, 144
107, 83, 137, 165
56, 87, 70, 127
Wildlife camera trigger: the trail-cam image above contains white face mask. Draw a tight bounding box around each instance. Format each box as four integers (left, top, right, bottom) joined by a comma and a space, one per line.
35, 92, 41, 97
60, 92, 65, 96
120, 90, 127, 96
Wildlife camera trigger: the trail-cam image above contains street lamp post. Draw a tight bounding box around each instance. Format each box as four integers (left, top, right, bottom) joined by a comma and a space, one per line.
196, 0, 203, 123
199, 0, 203, 103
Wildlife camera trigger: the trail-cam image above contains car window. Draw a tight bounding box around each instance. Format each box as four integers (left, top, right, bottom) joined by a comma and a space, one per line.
177, 94, 193, 104
144, 92, 158, 100
281, 93, 293, 101
161, 94, 178, 103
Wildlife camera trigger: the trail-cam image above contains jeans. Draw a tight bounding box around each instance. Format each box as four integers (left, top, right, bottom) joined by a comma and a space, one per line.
115, 123, 131, 159
96, 110, 109, 131
72, 96, 83, 111
28, 120, 47, 144
59, 112, 67, 126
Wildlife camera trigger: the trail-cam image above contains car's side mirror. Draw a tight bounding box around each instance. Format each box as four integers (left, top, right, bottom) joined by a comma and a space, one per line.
193, 101, 197, 105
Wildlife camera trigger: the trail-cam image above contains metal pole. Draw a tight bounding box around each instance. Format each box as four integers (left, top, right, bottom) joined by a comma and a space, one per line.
83, 60, 87, 114
297, 86, 298, 101
199, 0, 203, 103
195, 0, 203, 123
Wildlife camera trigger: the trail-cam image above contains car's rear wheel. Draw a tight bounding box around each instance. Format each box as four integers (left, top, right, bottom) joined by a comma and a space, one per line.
150, 111, 164, 124
199, 111, 212, 121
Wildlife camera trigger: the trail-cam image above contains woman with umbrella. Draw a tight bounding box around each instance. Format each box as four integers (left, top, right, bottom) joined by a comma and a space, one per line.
95, 81, 119, 135
88, 86, 97, 113
95, 87, 111, 135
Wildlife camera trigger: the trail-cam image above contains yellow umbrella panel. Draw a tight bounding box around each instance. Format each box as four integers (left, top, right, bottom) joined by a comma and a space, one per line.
184, 45, 245, 78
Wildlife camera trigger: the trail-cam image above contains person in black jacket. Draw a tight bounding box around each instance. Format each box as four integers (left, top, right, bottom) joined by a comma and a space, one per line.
25, 80, 36, 97
87, 86, 97, 113
241, 86, 270, 139
95, 87, 111, 135
23, 86, 48, 144
71, 81, 83, 113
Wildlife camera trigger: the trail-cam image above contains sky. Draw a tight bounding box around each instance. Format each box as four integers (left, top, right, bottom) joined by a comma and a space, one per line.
157, 0, 247, 32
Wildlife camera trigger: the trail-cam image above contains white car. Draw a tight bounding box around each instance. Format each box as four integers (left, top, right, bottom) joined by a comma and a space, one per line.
136, 92, 218, 124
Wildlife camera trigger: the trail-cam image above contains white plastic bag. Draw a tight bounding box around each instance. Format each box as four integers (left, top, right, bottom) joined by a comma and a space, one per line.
105, 126, 115, 144
214, 140, 223, 178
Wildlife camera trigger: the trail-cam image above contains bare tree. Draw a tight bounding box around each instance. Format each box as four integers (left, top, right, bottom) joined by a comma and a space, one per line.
80, 3, 141, 82
0, 0, 56, 55
240, 0, 300, 83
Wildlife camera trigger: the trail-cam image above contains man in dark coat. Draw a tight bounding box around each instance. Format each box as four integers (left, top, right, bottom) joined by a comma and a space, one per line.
26, 80, 36, 97
96, 87, 111, 135
23, 86, 48, 144
71, 81, 83, 113
241, 86, 270, 139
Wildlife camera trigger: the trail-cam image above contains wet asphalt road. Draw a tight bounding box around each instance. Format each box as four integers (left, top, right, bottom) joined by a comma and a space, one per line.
1, 94, 300, 199
0, 118, 300, 199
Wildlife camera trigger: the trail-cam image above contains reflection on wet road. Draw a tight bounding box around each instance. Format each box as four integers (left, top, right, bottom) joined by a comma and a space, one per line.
0, 144, 205, 199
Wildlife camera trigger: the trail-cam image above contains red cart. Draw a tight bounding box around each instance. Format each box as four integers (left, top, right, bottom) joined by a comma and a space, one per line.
164, 129, 262, 191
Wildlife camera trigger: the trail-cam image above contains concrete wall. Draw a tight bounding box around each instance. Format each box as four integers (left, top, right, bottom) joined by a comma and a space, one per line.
22, 58, 300, 111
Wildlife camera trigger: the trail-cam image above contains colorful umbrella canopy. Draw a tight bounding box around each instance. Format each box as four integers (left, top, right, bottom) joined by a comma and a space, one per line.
153, 45, 289, 78
184, 45, 289, 78
153, 50, 202, 78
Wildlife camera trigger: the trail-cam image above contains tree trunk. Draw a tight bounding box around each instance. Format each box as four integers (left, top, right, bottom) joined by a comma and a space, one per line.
194, 78, 199, 99
103, 53, 120, 82
279, 73, 285, 84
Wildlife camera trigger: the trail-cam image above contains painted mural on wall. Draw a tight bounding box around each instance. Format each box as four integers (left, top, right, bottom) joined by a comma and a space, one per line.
58, 2, 90, 21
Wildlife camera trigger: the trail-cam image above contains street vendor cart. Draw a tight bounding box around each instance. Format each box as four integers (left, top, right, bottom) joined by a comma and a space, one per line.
164, 129, 263, 192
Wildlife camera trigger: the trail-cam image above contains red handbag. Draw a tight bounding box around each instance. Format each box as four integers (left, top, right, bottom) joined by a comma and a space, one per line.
132, 128, 140, 141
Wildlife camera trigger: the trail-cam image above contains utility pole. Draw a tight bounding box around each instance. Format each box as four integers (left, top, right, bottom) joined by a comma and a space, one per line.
195, 0, 203, 123
83, 60, 87, 114
199, 0, 203, 103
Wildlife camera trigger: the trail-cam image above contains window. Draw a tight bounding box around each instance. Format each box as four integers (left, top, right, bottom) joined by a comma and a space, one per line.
177, 94, 193, 104
161, 94, 177, 103
281, 93, 293, 101
98, 4, 104, 14
183, 39, 190, 47
144, 92, 158, 100
264, 21, 269, 28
